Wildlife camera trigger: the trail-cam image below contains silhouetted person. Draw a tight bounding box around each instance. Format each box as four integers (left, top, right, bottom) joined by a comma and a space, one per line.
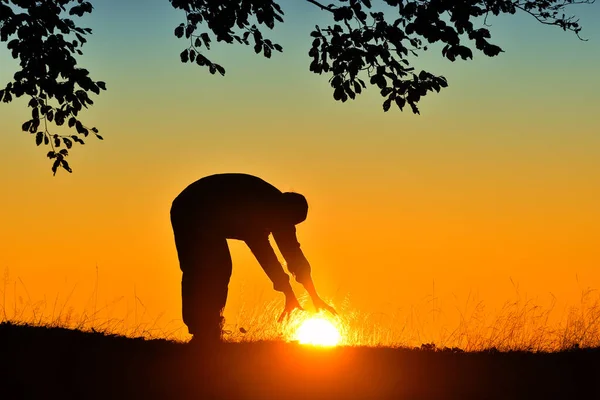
170, 173, 336, 343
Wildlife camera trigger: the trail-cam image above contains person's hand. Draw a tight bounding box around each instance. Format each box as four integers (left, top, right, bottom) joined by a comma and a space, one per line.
278, 294, 303, 323
311, 295, 338, 316
298, 275, 338, 317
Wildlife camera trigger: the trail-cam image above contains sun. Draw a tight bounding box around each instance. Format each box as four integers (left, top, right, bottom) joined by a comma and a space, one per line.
294, 317, 341, 347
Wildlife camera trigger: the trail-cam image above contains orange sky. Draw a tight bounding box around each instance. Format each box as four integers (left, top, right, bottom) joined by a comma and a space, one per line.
0, 1, 599, 344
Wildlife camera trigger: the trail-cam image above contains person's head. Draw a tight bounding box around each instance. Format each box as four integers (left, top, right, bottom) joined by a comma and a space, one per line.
281, 192, 308, 225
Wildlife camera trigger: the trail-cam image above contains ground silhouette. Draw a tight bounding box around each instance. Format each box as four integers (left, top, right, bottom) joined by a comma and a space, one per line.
1, 322, 598, 400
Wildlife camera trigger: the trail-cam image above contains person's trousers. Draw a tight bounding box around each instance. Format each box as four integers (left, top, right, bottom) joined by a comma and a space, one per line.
172, 218, 232, 340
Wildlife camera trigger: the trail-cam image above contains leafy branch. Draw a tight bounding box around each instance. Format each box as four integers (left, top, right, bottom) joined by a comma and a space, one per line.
1, 0, 594, 174
0, 0, 105, 175
512, 0, 593, 41
169, 0, 285, 75
170, 0, 593, 114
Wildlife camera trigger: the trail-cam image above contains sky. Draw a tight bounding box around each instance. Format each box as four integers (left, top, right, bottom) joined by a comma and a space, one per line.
0, 0, 599, 343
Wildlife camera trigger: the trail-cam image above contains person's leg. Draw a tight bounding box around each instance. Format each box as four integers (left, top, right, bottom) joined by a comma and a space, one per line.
172, 217, 232, 342
181, 237, 232, 341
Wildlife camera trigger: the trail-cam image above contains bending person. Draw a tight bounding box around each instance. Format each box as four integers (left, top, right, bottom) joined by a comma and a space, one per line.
170, 173, 336, 343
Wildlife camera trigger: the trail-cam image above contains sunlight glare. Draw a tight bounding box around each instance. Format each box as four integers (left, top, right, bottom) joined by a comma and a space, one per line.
294, 317, 341, 347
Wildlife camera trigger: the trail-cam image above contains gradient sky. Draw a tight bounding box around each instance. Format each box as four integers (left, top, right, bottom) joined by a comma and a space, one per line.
1, 0, 599, 341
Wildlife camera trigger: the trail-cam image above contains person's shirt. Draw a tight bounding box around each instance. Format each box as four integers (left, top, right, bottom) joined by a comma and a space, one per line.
171, 173, 311, 285
172, 173, 295, 240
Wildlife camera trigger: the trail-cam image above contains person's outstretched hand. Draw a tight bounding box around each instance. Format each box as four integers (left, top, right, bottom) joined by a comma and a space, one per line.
311, 295, 338, 316
278, 294, 303, 323
299, 276, 338, 317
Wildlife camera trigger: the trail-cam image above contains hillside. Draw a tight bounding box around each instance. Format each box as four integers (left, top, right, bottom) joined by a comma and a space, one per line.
1, 322, 598, 400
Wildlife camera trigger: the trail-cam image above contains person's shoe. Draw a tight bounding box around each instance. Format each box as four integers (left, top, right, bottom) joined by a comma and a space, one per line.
187, 318, 226, 349
188, 330, 223, 350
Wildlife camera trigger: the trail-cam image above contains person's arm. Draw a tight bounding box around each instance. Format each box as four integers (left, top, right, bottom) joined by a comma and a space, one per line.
273, 227, 337, 316
245, 235, 303, 321
272, 226, 312, 286
245, 234, 293, 293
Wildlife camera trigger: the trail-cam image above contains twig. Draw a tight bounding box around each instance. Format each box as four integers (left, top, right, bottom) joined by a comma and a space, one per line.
305, 0, 335, 13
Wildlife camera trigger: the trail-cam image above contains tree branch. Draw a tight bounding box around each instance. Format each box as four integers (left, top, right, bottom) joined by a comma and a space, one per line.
305, 0, 335, 13
514, 0, 595, 41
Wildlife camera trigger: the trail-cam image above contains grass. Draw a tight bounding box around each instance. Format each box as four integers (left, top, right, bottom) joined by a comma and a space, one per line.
226, 288, 600, 352
0, 267, 186, 340
3, 267, 600, 351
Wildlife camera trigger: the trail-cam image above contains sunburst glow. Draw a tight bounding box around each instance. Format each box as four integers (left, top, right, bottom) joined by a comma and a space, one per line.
294, 317, 341, 347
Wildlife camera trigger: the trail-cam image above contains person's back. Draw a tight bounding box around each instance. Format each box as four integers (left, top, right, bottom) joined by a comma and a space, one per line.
171, 173, 291, 241
170, 173, 336, 344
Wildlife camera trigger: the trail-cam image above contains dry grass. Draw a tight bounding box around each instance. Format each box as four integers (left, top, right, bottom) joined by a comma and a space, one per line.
225, 289, 600, 351
0, 268, 185, 340
2, 267, 600, 351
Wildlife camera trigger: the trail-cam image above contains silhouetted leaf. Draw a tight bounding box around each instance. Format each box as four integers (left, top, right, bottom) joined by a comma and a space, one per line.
380, 87, 393, 96
354, 81, 362, 94
383, 97, 392, 112
61, 159, 72, 173
22, 120, 32, 132
90, 83, 100, 95
410, 102, 420, 114
458, 46, 473, 60
52, 159, 60, 175
346, 86, 356, 99
201, 32, 211, 49
174, 25, 184, 38
36, 132, 43, 146
483, 44, 503, 57
195, 54, 208, 66
185, 24, 194, 39
75, 121, 87, 136
1, 90, 12, 103
333, 86, 344, 101
214, 64, 225, 76
180, 49, 189, 63
55, 110, 66, 126
395, 97, 405, 110
264, 44, 272, 58
76, 33, 87, 45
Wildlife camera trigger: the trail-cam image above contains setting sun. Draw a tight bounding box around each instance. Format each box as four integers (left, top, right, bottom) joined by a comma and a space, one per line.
294, 317, 342, 347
